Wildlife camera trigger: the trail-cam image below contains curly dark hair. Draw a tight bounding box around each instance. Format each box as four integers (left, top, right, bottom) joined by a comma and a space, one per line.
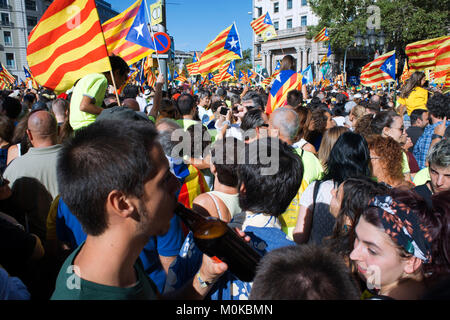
427, 93, 450, 119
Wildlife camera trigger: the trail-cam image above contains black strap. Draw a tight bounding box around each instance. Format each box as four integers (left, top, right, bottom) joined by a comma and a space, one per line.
311, 180, 321, 216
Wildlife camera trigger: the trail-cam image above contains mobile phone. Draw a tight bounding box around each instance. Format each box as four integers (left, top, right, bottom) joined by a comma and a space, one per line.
220, 107, 228, 116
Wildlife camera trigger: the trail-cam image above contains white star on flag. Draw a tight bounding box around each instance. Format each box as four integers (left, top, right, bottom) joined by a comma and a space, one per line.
134, 23, 144, 39
386, 62, 392, 71
228, 37, 238, 49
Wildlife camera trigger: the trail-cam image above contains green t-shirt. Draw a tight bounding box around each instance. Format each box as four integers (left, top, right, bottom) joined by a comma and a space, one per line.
69, 73, 108, 131
51, 243, 159, 300
293, 147, 324, 185
413, 167, 430, 186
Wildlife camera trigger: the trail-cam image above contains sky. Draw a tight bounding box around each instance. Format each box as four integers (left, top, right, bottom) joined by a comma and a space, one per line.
107, 0, 254, 53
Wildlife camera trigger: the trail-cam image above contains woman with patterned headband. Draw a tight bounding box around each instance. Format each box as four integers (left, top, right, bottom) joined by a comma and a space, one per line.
349, 188, 432, 299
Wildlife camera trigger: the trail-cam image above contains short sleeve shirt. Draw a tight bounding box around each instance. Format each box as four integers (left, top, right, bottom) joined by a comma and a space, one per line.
69, 73, 108, 130
397, 87, 428, 116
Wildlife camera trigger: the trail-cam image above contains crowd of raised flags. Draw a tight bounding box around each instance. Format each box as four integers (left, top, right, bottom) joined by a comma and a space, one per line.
0, 0, 447, 107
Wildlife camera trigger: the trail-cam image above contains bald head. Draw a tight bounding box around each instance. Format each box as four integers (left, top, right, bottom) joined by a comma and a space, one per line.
27, 110, 58, 144
122, 98, 140, 111
269, 108, 299, 144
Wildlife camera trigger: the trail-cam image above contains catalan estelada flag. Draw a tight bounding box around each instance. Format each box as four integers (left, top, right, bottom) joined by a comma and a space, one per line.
239, 70, 249, 84
248, 69, 256, 79
102, 0, 154, 66
266, 70, 302, 114
0, 63, 15, 85
250, 12, 277, 42
174, 163, 209, 209
23, 66, 38, 89
174, 70, 187, 83
218, 60, 235, 82
360, 50, 396, 87
197, 23, 242, 75
313, 27, 329, 42
26, 0, 111, 93
406, 36, 450, 75
147, 69, 156, 87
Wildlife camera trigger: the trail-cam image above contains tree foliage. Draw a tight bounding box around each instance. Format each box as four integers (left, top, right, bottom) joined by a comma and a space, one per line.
308, 0, 450, 59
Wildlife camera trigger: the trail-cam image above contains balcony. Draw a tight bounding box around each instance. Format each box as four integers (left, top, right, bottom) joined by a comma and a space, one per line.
255, 26, 308, 42
0, 21, 13, 27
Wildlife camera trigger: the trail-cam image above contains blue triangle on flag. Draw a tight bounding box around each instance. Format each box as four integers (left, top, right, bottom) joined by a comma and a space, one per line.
380, 52, 396, 80
264, 12, 273, 25
125, 3, 155, 49
224, 24, 242, 58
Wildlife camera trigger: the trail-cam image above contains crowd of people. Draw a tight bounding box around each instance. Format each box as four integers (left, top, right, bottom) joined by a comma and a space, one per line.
0, 54, 448, 301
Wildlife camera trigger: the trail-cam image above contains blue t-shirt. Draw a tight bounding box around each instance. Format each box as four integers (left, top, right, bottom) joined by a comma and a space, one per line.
55, 198, 184, 293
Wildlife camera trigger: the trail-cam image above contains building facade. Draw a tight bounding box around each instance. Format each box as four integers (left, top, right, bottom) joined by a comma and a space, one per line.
252, 0, 332, 79
0, 0, 118, 84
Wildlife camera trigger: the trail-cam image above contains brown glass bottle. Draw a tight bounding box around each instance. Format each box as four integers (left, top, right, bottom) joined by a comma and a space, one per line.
174, 202, 262, 282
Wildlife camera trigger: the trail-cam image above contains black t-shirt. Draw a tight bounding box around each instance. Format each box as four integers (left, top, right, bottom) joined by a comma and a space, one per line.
413, 183, 433, 209
406, 126, 424, 152
0, 215, 36, 276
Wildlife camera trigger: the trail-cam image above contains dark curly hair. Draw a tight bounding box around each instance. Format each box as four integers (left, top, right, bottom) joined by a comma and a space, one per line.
427, 93, 450, 119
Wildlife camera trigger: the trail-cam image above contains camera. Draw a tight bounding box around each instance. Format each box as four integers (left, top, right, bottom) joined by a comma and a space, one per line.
219, 107, 228, 116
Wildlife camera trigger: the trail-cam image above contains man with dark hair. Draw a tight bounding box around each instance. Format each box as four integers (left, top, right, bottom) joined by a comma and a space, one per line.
1, 97, 22, 124
176, 93, 200, 129
249, 245, 360, 300
241, 91, 264, 111
164, 137, 303, 300
286, 90, 303, 108
52, 120, 228, 300
414, 93, 450, 169
69, 55, 129, 131
407, 109, 429, 152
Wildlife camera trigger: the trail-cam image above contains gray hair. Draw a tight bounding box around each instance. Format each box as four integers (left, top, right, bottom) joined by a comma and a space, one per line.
426, 139, 450, 168
156, 118, 181, 156
271, 107, 300, 142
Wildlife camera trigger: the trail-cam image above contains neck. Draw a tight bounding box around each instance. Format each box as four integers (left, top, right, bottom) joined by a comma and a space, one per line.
380, 276, 424, 300
183, 115, 194, 120
213, 180, 238, 194
74, 230, 145, 287
31, 139, 57, 148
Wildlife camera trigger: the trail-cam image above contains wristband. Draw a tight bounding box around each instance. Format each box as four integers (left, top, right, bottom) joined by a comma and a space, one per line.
196, 272, 213, 288
432, 134, 443, 140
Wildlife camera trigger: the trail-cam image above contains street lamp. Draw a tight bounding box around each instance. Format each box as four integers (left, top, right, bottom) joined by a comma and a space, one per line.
355, 28, 385, 54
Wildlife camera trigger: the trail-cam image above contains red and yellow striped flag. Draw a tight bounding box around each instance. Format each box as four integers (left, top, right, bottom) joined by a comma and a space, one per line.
405, 36, 450, 73
360, 50, 396, 87
313, 27, 329, 42
102, 0, 154, 66
26, 0, 111, 93
400, 61, 411, 83
197, 23, 242, 75
250, 12, 277, 42
434, 36, 450, 84
147, 69, 156, 87
0, 63, 15, 84
217, 61, 234, 83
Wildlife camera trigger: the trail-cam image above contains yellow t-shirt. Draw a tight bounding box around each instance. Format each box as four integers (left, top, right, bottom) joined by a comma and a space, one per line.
397, 87, 428, 116
279, 147, 324, 240
413, 167, 431, 186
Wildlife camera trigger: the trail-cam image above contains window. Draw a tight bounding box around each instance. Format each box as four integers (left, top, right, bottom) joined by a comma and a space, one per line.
27, 16, 37, 28
0, 0, 8, 9
3, 31, 11, 46
286, 19, 292, 29
6, 53, 14, 69
302, 0, 308, 6
273, 21, 279, 30
301, 16, 307, 26
25, 0, 36, 10
287, 0, 293, 9
1, 12, 10, 26
257, 7, 262, 17
274, 2, 279, 13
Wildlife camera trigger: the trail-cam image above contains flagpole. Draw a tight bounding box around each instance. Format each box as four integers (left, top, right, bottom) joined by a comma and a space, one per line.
144, 0, 162, 76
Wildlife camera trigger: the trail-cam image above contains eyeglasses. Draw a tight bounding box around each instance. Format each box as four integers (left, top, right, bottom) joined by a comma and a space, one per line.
391, 126, 405, 132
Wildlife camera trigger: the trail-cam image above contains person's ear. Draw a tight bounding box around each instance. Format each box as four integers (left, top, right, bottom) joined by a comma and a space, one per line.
382, 126, 390, 138
239, 182, 246, 195
403, 256, 422, 275
210, 163, 217, 175
106, 190, 136, 219
26, 129, 33, 142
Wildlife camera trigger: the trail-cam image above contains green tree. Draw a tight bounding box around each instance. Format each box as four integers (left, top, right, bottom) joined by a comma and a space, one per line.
308, 0, 449, 61
235, 48, 253, 75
